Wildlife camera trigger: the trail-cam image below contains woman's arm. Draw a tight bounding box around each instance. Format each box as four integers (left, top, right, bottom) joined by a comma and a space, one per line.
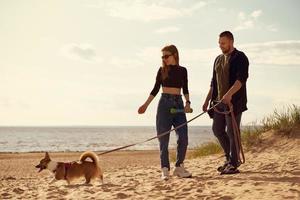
138, 68, 161, 114
184, 94, 190, 103
144, 95, 155, 107
138, 95, 155, 114
183, 68, 192, 112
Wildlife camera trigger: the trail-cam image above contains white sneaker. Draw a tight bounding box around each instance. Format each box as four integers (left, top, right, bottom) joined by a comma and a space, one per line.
161, 167, 170, 180
173, 164, 192, 178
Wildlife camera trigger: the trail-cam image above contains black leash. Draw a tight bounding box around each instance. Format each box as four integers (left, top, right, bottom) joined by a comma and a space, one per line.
98, 102, 222, 156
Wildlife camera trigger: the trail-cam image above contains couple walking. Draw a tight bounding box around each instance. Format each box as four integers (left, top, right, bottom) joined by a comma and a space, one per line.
138, 31, 249, 180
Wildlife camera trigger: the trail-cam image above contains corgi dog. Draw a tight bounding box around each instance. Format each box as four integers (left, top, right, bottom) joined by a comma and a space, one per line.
35, 151, 103, 185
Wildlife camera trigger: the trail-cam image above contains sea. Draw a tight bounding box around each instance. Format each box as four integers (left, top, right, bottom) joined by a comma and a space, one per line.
0, 126, 215, 153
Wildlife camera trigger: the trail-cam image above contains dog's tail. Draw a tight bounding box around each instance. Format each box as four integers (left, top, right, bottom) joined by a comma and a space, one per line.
79, 151, 100, 167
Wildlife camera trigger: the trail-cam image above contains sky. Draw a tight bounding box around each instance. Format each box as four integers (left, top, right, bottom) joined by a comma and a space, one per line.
0, 0, 299, 126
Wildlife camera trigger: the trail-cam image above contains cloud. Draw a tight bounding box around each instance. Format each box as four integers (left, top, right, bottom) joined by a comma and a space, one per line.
154, 26, 180, 34
90, 0, 207, 22
250, 10, 262, 18
218, 8, 226, 12
181, 47, 219, 64
234, 10, 262, 31
60, 43, 102, 63
109, 56, 144, 69
145, 40, 300, 66
266, 25, 278, 32
234, 10, 278, 32
240, 40, 300, 65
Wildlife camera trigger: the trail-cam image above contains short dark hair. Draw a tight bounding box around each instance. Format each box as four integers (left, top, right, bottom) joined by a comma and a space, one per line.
219, 31, 234, 41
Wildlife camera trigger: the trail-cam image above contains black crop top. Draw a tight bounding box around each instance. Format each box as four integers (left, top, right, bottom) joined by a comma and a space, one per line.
150, 65, 189, 96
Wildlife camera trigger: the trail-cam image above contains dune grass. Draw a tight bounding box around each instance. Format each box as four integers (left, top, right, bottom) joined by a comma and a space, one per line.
190, 141, 222, 158
262, 104, 300, 136
192, 104, 300, 158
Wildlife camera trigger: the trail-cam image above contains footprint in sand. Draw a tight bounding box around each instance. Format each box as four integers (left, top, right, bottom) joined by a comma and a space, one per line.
57, 189, 68, 195
181, 188, 191, 192
84, 189, 95, 194
121, 185, 135, 191
261, 163, 278, 171
196, 188, 203, 193
99, 184, 117, 192
154, 184, 173, 191
46, 195, 57, 199
13, 188, 25, 194
206, 181, 215, 185
1, 192, 12, 198
218, 195, 234, 200
289, 188, 299, 192
116, 192, 130, 199
253, 182, 263, 186
4, 176, 16, 180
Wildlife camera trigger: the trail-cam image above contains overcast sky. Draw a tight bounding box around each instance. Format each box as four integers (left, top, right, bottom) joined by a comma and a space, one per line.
1, 0, 299, 126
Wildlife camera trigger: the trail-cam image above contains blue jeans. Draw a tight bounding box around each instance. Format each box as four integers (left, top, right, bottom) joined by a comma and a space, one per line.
212, 103, 242, 167
156, 93, 188, 170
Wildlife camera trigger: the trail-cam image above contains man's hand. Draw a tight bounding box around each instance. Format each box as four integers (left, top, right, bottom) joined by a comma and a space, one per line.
222, 93, 232, 105
202, 101, 209, 112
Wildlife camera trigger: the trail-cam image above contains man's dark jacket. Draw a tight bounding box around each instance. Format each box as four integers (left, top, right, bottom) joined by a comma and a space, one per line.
209, 48, 249, 118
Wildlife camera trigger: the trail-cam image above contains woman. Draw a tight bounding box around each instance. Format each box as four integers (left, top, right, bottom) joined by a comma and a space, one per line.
138, 45, 192, 180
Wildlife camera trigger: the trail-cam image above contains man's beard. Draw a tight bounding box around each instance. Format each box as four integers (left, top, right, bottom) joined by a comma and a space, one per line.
221, 48, 230, 54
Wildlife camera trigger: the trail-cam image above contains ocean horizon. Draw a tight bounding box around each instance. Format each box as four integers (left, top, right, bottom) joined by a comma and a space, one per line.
0, 126, 215, 153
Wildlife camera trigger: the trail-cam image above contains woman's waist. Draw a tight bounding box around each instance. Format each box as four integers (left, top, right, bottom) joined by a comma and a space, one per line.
160, 93, 183, 103
162, 87, 181, 95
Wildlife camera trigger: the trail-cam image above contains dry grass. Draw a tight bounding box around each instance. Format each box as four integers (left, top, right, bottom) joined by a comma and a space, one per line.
192, 104, 300, 158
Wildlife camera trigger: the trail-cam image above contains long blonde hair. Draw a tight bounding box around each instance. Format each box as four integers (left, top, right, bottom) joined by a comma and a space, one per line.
161, 45, 179, 80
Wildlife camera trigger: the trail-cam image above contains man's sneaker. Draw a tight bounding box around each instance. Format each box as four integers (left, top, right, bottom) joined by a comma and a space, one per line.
173, 164, 192, 178
161, 167, 170, 180
217, 160, 230, 172
220, 164, 240, 175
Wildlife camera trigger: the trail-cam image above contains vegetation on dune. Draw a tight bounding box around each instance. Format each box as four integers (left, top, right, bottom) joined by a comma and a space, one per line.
192, 104, 300, 158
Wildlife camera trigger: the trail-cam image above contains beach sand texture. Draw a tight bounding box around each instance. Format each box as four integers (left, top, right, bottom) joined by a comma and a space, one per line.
0, 130, 299, 200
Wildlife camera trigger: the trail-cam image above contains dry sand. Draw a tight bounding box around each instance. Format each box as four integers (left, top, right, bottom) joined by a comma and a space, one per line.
0, 131, 299, 200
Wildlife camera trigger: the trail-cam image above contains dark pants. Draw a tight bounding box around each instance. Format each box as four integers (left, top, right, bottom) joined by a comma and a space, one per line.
212, 104, 242, 167
156, 93, 188, 170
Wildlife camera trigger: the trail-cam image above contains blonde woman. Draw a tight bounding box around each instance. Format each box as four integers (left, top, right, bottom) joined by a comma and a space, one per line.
138, 45, 192, 180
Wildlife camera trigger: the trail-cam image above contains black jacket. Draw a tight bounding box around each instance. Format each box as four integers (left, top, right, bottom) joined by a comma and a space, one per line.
209, 48, 249, 118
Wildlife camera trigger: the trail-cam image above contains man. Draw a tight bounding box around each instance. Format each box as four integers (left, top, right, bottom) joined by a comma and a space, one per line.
202, 31, 249, 174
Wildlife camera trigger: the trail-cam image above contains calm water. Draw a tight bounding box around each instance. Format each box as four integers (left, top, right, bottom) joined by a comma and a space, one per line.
0, 126, 215, 152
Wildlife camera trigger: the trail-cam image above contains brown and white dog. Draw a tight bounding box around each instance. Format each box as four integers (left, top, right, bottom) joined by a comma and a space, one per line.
35, 151, 103, 185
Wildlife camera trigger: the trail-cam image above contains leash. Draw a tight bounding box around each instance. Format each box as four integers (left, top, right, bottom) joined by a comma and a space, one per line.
212, 101, 245, 164
97, 101, 222, 156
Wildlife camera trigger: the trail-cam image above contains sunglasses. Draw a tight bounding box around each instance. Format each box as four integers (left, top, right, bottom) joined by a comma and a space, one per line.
161, 54, 172, 59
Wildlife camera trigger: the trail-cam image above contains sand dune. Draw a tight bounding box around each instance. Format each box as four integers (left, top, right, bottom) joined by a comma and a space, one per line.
0, 131, 299, 199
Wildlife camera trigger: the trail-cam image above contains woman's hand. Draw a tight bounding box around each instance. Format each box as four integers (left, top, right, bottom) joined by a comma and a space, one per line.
184, 103, 192, 113
138, 104, 148, 114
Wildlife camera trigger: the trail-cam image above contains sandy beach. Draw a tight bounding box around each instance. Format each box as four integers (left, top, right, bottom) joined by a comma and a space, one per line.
0, 130, 299, 200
